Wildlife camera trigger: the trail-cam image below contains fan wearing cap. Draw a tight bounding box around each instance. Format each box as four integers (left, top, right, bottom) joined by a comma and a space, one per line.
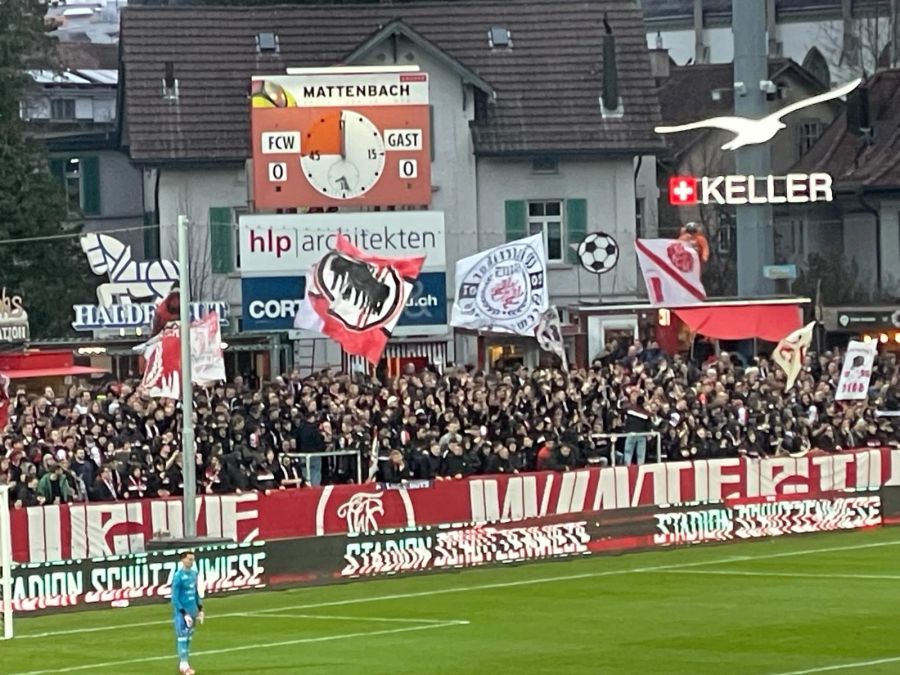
678, 221, 710, 264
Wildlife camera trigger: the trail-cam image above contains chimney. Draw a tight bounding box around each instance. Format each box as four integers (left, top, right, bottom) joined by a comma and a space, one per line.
846, 83, 870, 137
601, 14, 622, 115
648, 49, 670, 80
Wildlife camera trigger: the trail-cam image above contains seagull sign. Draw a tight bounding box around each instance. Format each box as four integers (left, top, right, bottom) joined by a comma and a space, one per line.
654, 78, 862, 150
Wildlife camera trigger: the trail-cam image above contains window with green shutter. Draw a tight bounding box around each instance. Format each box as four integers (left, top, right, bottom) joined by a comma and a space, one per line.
81, 156, 101, 215
504, 200, 526, 242
565, 198, 587, 264
429, 105, 435, 162
143, 212, 160, 260
209, 207, 234, 274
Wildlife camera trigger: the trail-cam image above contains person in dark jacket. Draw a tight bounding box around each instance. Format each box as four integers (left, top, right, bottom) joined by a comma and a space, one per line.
295, 414, 325, 485
91, 465, 120, 502
414, 443, 442, 480
438, 439, 474, 480
381, 449, 412, 484
546, 444, 578, 472
485, 444, 515, 474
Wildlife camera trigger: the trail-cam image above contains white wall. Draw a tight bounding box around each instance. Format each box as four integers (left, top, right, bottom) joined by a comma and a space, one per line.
158, 165, 246, 309
879, 199, 900, 292
476, 156, 640, 305
842, 211, 877, 289
352, 34, 480, 292
635, 155, 660, 238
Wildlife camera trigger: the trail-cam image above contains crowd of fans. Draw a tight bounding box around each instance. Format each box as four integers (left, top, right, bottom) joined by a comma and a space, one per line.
2, 339, 899, 509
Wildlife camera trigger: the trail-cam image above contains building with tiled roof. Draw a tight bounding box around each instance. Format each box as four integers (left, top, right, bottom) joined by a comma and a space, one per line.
787, 69, 900, 300
641, 0, 897, 85
118, 0, 665, 370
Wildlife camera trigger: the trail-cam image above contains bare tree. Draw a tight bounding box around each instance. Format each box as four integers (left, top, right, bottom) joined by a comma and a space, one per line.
173, 188, 227, 302
817, 4, 899, 81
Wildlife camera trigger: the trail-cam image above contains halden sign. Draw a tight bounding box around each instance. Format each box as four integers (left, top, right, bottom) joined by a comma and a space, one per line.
0, 288, 29, 343
75, 233, 228, 332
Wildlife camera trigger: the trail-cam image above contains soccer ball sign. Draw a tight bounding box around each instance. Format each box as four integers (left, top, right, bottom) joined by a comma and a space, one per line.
577, 232, 619, 275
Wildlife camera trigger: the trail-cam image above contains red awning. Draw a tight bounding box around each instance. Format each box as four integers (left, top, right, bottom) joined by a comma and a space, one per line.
674, 303, 802, 342
4, 366, 108, 380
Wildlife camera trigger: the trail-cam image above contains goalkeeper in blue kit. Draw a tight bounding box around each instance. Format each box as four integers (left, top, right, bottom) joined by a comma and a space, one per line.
171, 551, 205, 675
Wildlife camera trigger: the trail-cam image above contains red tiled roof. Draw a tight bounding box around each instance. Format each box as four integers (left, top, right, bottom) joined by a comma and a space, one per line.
793, 69, 900, 191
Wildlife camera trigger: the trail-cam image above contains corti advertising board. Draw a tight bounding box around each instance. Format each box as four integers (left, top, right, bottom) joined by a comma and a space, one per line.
239, 212, 445, 276
241, 272, 447, 334
250, 70, 431, 209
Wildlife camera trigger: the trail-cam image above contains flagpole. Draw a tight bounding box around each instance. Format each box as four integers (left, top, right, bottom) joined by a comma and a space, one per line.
178, 214, 197, 538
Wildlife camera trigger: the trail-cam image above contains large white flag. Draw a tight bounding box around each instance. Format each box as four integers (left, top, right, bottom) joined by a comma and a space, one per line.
451, 234, 548, 334
772, 322, 815, 390
139, 312, 226, 399
536, 306, 568, 370
635, 238, 706, 306
836, 340, 877, 401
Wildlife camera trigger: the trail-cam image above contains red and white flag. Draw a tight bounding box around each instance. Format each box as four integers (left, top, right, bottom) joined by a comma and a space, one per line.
635, 238, 706, 306
772, 321, 815, 390
140, 311, 226, 399
294, 234, 424, 365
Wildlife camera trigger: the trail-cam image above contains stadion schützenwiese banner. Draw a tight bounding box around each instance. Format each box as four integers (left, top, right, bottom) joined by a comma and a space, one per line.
10, 449, 900, 564
11, 542, 266, 613
10, 492, 885, 611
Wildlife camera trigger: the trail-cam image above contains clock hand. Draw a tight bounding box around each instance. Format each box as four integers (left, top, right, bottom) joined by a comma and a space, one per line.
340, 111, 346, 160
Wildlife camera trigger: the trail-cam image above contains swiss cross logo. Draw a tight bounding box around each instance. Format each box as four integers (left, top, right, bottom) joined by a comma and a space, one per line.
669, 176, 697, 205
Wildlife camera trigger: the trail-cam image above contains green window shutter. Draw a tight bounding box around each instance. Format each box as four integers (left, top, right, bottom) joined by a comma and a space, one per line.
504, 200, 526, 242
49, 158, 65, 186
81, 156, 101, 215
429, 105, 435, 162
565, 198, 587, 264
143, 212, 160, 260
209, 207, 234, 274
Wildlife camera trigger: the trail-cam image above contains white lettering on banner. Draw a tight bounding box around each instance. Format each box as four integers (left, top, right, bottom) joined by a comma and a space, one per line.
12, 451, 900, 563
254, 73, 429, 108
261, 131, 300, 154
24, 493, 260, 563
385, 129, 423, 151
670, 172, 834, 206
239, 212, 446, 275
72, 301, 229, 332
11, 545, 266, 612
249, 299, 303, 320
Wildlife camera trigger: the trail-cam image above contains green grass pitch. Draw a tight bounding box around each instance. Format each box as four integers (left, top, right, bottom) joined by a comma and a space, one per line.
4, 528, 900, 675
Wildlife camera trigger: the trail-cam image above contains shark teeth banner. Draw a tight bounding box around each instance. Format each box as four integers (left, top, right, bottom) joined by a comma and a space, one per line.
294, 233, 424, 364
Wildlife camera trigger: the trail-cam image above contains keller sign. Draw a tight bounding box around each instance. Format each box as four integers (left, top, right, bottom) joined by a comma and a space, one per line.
669, 173, 834, 206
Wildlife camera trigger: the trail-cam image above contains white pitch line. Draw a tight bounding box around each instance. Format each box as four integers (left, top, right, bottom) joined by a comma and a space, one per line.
240, 611, 469, 625
8, 622, 459, 675
660, 569, 900, 581
767, 655, 900, 675
14, 536, 900, 641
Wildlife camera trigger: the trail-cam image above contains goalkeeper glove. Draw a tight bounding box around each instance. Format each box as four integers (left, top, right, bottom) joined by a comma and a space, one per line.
182, 612, 194, 629
198, 610, 205, 625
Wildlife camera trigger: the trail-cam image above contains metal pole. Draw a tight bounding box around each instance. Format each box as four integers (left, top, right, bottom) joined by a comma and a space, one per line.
178, 214, 197, 538
733, 0, 775, 297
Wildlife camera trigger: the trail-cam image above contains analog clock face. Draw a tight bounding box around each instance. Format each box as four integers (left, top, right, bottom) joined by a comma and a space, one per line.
299, 110, 386, 199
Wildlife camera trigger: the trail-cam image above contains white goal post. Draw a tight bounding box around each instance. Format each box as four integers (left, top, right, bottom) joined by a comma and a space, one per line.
0, 484, 12, 639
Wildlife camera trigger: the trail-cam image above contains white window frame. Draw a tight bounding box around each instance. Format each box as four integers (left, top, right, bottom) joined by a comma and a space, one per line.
527, 199, 565, 263
796, 119, 822, 157
63, 157, 82, 214
50, 98, 76, 121
232, 207, 247, 272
